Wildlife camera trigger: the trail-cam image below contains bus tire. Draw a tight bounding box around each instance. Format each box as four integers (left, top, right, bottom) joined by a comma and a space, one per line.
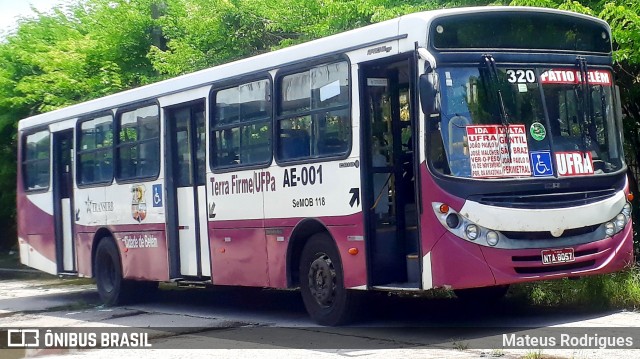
299, 233, 353, 326
95, 237, 131, 306
454, 285, 509, 304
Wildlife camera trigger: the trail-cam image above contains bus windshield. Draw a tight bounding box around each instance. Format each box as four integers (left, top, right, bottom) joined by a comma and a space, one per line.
432, 66, 624, 179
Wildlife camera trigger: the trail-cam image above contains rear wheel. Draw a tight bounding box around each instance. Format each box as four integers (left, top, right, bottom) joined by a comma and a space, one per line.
299, 233, 354, 326
95, 238, 132, 305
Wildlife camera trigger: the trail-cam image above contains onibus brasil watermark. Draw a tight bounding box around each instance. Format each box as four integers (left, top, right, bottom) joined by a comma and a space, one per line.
4, 328, 151, 349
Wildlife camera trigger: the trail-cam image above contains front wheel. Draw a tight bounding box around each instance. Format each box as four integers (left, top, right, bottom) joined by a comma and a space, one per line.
299, 233, 354, 326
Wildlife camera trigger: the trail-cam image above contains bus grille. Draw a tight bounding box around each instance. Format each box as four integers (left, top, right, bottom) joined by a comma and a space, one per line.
471, 188, 617, 209
501, 224, 600, 240
514, 260, 596, 274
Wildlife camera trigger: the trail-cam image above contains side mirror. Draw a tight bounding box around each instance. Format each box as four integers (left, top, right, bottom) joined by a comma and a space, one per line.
420, 72, 438, 115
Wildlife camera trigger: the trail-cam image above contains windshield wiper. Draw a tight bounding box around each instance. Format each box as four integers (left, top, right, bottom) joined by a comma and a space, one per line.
482, 54, 512, 161
576, 56, 592, 157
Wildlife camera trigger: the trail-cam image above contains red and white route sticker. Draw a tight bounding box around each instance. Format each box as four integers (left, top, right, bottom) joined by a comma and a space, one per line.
466, 124, 532, 178
539, 69, 612, 86
555, 151, 594, 176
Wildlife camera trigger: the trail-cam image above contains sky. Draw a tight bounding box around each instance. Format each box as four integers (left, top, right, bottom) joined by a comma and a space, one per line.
0, 0, 60, 33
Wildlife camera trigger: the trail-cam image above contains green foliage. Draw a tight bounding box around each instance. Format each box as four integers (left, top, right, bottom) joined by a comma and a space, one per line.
147, 0, 441, 76
511, 268, 640, 309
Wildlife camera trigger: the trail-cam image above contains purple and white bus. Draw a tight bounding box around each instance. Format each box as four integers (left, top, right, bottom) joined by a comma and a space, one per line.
17, 7, 633, 325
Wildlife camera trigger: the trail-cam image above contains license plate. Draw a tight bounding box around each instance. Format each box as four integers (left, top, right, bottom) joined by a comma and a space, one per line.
541, 248, 575, 265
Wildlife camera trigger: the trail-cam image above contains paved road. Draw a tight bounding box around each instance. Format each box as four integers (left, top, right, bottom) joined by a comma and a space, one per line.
1, 275, 639, 358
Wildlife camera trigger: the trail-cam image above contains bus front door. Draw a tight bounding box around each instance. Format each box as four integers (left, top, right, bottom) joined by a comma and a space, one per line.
165, 101, 211, 279
52, 129, 76, 273
360, 57, 420, 287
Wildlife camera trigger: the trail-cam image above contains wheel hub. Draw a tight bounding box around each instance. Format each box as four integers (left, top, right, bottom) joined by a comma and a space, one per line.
308, 254, 336, 307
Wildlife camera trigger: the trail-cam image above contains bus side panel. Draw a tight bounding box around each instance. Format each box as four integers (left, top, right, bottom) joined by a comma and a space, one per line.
17, 176, 57, 274
418, 164, 467, 288
263, 213, 367, 289
324, 213, 367, 289
113, 226, 170, 282
74, 186, 108, 278
75, 230, 94, 277
264, 220, 292, 288
430, 231, 496, 289
209, 219, 269, 287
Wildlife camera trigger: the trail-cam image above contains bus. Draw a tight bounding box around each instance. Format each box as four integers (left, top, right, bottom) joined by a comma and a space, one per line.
17, 6, 633, 325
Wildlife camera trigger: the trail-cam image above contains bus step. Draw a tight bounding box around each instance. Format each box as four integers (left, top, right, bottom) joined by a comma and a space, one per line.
57, 271, 78, 277
175, 280, 211, 289
372, 282, 421, 291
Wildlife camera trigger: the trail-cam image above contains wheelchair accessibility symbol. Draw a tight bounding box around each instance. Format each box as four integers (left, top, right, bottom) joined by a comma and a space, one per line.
530, 151, 554, 177
152, 184, 163, 207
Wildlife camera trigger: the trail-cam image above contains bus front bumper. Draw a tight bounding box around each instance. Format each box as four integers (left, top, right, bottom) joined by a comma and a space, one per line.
429, 221, 634, 289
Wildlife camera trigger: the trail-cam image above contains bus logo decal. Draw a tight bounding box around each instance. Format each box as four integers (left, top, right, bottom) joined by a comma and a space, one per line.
84, 197, 114, 213
131, 185, 147, 222
339, 160, 359, 168
367, 46, 392, 55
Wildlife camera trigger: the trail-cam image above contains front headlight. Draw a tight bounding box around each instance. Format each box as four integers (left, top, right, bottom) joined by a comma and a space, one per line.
465, 224, 479, 240
615, 213, 627, 230
605, 222, 615, 237
486, 231, 499, 246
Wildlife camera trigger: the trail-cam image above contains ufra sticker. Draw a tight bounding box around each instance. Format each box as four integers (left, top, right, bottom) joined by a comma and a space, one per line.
556, 152, 594, 176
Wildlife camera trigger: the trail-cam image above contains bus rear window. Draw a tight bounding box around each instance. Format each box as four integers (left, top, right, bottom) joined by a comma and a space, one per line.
23, 130, 50, 191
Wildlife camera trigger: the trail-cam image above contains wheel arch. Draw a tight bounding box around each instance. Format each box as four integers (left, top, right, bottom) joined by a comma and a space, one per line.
90, 227, 117, 278
286, 218, 337, 287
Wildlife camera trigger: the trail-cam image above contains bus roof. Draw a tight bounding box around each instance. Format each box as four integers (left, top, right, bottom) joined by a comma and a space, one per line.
18, 6, 606, 131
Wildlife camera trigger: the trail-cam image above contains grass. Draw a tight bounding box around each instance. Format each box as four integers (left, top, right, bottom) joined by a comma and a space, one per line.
522, 350, 544, 359
451, 339, 469, 351
510, 266, 640, 310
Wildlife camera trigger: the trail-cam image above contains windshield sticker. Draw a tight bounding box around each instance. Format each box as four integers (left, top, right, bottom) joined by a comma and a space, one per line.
445, 71, 452, 87
540, 69, 612, 86
466, 124, 531, 178
530, 151, 554, 177
517, 83, 528, 93
530, 122, 546, 141
556, 152, 594, 176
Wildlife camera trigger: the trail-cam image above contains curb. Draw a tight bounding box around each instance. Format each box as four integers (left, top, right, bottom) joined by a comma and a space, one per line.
0, 267, 42, 274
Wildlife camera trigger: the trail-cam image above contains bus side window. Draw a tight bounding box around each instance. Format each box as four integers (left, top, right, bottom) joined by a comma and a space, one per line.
276, 61, 350, 162
212, 78, 272, 169
116, 105, 160, 181
279, 128, 310, 160
318, 136, 347, 155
